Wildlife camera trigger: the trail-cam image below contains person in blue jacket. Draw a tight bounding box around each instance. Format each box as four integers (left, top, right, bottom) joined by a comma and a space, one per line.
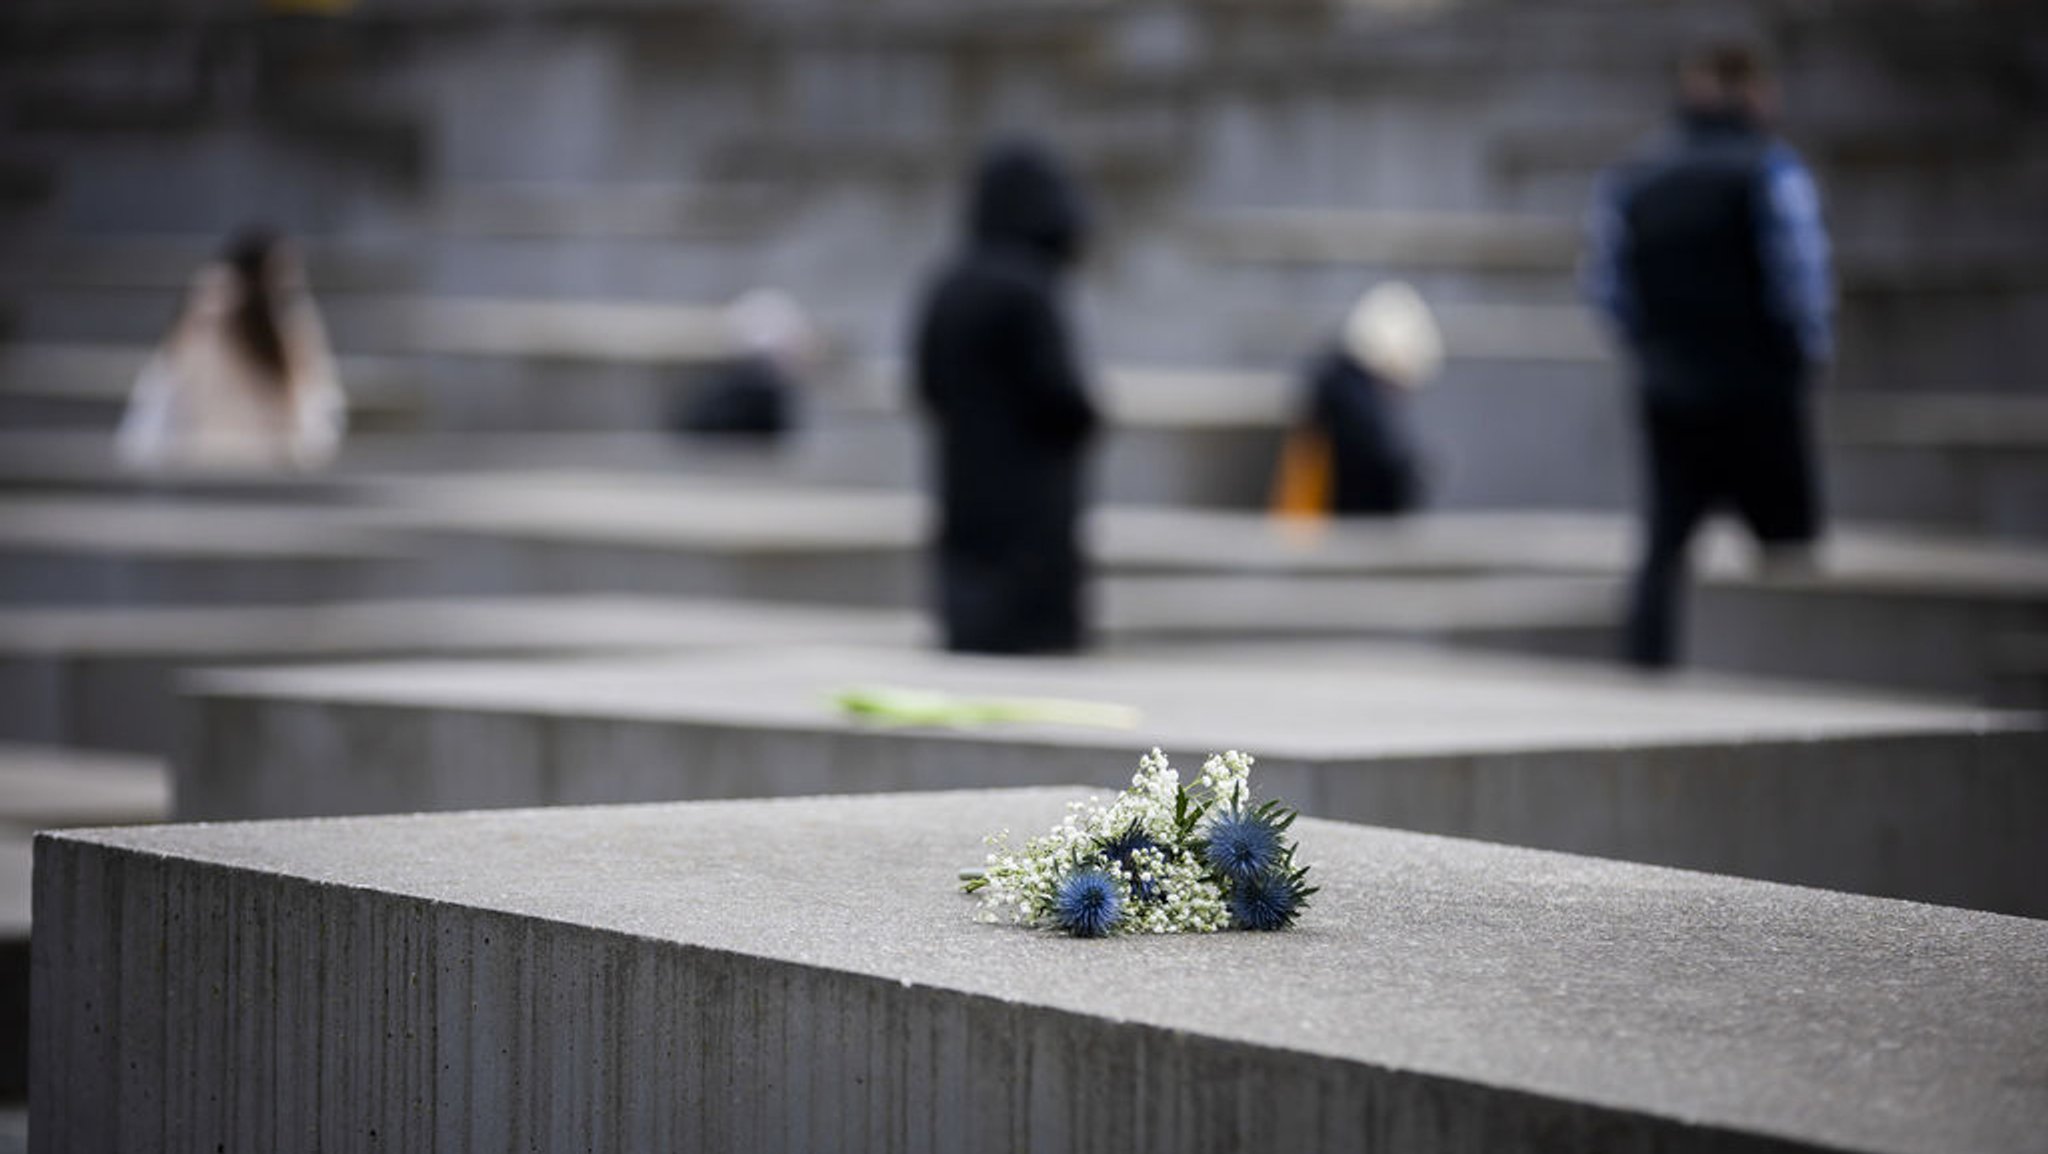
1583, 40, 1835, 669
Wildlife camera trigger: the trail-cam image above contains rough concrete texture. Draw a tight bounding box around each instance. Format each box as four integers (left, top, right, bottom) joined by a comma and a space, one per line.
33, 789, 2048, 1153
0, 595, 923, 752
176, 645, 2048, 917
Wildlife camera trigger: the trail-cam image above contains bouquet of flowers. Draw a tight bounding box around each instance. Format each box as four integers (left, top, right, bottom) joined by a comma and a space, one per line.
962, 748, 1315, 937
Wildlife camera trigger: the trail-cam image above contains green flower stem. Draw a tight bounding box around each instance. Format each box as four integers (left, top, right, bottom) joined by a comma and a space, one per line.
833, 686, 1139, 730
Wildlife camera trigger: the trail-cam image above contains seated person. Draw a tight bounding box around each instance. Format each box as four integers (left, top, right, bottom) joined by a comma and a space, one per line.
1274, 281, 1445, 517
673, 288, 817, 438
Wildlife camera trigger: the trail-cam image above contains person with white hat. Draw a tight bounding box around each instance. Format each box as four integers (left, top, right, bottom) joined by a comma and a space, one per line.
1273, 280, 1444, 517
672, 288, 818, 437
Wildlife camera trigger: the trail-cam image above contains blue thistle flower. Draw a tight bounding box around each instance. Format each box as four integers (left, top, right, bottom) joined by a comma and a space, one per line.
1098, 821, 1165, 903
1050, 868, 1125, 938
1203, 809, 1284, 883
1228, 869, 1307, 932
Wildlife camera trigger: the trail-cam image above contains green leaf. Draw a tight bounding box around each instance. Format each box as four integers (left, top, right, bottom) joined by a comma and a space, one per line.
832, 686, 1139, 729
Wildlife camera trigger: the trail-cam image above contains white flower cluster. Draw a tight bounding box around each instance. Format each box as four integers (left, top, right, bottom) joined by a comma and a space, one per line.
971, 748, 1257, 934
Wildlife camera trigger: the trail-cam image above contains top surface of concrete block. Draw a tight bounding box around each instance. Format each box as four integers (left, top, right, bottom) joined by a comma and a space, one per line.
0, 744, 164, 828
0, 431, 791, 495
330, 296, 735, 363
0, 496, 406, 560
1099, 572, 1619, 635
2, 743, 164, 933
365, 476, 2048, 597
0, 595, 921, 658
376, 474, 926, 553
187, 644, 2022, 759
46, 788, 2048, 1154
848, 359, 1297, 428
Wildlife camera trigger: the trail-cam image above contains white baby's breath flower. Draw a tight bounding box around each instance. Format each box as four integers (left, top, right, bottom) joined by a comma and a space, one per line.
972, 747, 1270, 934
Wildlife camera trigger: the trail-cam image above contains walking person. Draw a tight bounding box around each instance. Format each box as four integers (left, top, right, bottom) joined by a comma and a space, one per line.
1583, 41, 1835, 668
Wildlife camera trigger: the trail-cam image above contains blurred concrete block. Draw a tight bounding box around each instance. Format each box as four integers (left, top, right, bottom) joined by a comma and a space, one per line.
1824, 393, 2048, 540
372, 478, 2048, 698
0, 743, 164, 1100
0, 496, 417, 607
175, 645, 2048, 917
384, 478, 927, 605
1690, 531, 2048, 704
0, 595, 921, 753
33, 789, 2048, 1151
0, 236, 418, 294
330, 296, 734, 364
1099, 572, 1621, 658
0, 342, 421, 432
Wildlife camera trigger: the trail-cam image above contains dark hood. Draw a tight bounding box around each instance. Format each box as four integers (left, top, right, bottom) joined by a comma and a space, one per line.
966, 140, 1088, 266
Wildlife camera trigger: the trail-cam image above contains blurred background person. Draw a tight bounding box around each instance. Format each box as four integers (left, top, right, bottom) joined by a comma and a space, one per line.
1271, 280, 1445, 520
116, 227, 346, 473
672, 287, 818, 439
1583, 40, 1834, 670
914, 139, 1098, 655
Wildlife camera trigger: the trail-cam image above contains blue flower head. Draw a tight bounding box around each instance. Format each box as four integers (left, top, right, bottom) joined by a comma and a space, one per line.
1098, 820, 1165, 903
1203, 809, 1284, 883
1051, 868, 1125, 938
1229, 868, 1308, 932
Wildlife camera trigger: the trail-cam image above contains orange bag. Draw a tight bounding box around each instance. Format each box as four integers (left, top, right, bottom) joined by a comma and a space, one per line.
1269, 425, 1333, 520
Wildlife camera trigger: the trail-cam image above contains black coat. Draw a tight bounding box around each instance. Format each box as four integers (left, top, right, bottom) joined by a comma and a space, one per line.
914, 143, 1098, 653
1300, 348, 1421, 515
672, 355, 793, 437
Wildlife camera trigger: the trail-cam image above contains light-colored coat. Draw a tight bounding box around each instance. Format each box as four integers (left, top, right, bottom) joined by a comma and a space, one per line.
117, 264, 346, 471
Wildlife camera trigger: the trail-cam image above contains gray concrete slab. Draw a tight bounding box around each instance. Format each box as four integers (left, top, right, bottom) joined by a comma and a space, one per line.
0, 744, 166, 829
326, 295, 735, 363
1098, 573, 1621, 658
0, 236, 417, 294
360, 478, 2048, 697
0, 835, 23, 1101
34, 788, 2048, 1152
0, 430, 798, 501
377, 476, 927, 604
176, 645, 2048, 917
374, 475, 2048, 590
0, 595, 922, 752
0, 496, 419, 606
0, 343, 420, 432
371, 480, 1645, 610
0, 743, 164, 1102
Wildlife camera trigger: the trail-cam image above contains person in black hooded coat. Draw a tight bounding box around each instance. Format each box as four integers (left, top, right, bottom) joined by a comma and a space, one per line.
914, 141, 1099, 654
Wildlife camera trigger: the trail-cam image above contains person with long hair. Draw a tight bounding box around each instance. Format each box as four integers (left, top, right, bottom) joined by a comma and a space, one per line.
117, 227, 347, 471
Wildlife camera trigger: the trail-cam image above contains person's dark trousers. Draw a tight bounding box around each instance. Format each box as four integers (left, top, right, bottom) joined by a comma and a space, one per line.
1623, 383, 1821, 668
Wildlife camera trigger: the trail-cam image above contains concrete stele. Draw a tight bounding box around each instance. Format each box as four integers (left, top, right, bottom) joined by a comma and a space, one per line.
174, 645, 2048, 917
32, 789, 2048, 1153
